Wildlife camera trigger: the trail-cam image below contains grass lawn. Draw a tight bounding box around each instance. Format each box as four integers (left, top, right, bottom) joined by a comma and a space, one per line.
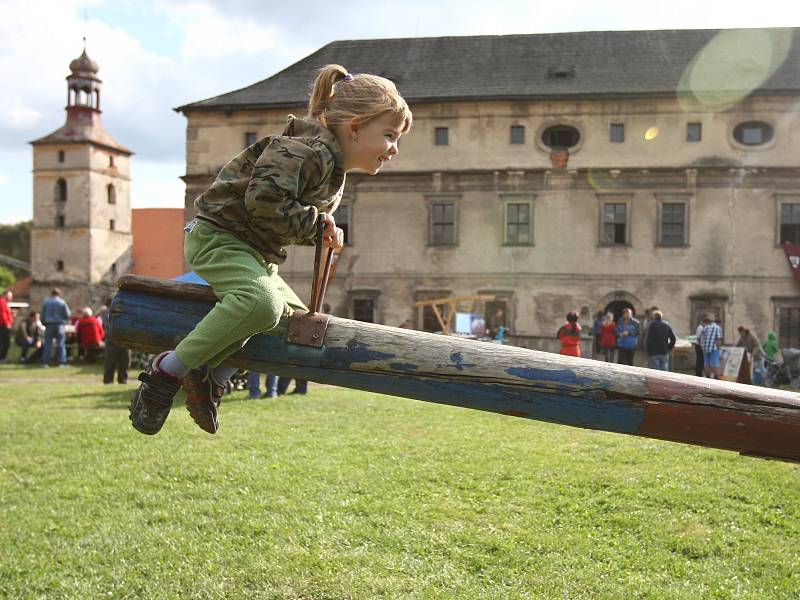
0, 347, 798, 599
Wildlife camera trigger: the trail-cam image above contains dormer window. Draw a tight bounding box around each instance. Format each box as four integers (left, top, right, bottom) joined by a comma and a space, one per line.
548, 65, 575, 80
733, 121, 773, 146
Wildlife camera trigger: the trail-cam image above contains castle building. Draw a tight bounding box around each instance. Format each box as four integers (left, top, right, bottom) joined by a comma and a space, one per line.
176, 29, 800, 356
30, 46, 133, 310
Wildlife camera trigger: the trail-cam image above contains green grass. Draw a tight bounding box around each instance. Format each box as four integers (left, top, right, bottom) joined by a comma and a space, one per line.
0, 348, 798, 599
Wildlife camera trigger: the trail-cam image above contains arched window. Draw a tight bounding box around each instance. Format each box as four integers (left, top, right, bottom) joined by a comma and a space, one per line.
107, 184, 116, 205
542, 125, 580, 149
56, 179, 67, 202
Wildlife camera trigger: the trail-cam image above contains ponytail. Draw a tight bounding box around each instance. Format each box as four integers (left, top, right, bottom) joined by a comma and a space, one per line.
308, 64, 350, 121
307, 64, 413, 133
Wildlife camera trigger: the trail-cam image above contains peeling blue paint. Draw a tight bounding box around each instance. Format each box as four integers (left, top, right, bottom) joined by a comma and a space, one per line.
507, 366, 600, 388
449, 351, 477, 371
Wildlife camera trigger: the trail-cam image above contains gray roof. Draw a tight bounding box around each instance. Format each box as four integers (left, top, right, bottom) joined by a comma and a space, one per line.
176, 28, 800, 112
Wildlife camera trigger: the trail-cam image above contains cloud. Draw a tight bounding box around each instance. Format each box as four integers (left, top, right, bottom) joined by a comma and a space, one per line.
0, 175, 10, 185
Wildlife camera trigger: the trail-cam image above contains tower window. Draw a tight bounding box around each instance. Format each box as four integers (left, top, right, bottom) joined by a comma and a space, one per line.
109, 155, 115, 167
56, 260, 64, 272
107, 184, 116, 205
109, 219, 115, 231
58, 150, 65, 163
56, 215, 65, 228
56, 179, 67, 202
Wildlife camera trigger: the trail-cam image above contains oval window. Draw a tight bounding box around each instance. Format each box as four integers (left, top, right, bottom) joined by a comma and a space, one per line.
733, 121, 773, 146
542, 125, 580, 149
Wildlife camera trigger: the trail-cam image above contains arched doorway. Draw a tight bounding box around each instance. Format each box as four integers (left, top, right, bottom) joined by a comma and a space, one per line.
604, 299, 634, 322
597, 290, 643, 322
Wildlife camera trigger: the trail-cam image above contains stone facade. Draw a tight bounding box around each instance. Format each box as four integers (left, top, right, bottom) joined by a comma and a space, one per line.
178, 31, 800, 357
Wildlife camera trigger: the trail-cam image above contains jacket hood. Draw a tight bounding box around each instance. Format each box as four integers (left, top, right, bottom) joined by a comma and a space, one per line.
283, 115, 344, 164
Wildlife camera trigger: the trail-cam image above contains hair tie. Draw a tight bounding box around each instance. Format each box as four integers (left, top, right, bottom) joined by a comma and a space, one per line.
342, 74, 354, 83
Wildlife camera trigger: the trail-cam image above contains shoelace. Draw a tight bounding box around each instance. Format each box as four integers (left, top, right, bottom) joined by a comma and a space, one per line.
138, 371, 180, 408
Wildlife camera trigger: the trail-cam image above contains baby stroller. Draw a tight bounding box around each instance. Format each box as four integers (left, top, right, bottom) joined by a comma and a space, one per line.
764, 348, 800, 388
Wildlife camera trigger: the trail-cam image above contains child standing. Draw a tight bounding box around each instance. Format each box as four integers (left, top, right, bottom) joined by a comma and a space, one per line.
130, 65, 412, 435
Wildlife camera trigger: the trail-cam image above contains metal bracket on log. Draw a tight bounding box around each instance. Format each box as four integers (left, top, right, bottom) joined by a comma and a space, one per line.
287, 310, 330, 348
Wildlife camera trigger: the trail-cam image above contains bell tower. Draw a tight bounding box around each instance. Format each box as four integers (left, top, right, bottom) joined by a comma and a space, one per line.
29, 42, 134, 310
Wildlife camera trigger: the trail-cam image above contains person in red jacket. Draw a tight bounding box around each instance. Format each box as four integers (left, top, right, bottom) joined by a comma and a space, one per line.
557, 311, 582, 357
76, 307, 105, 363
598, 312, 618, 362
0, 290, 14, 363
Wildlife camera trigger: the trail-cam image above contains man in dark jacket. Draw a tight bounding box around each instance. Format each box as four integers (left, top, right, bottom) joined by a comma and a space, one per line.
645, 310, 676, 371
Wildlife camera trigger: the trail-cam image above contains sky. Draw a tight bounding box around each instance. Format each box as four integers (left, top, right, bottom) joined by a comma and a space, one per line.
0, 0, 797, 224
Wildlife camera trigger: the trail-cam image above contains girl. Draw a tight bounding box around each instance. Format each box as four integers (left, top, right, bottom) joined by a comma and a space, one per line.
557, 311, 582, 357
130, 65, 412, 435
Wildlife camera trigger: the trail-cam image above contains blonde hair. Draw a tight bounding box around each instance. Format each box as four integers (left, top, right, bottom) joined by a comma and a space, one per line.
308, 64, 412, 133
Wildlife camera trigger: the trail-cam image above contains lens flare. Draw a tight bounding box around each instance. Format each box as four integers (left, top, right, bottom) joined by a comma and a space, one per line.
678, 29, 793, 112
644, 126, 659, 141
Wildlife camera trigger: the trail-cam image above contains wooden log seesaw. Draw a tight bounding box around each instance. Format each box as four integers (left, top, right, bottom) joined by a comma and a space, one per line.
108, 272, 800, 463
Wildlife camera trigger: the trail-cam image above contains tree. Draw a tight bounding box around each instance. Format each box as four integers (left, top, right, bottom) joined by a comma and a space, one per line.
0, 265, 16, 290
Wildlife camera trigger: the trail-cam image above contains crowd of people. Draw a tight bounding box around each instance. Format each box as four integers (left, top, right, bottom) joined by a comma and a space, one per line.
555, 306, 779, 382
0, 287, 130, 384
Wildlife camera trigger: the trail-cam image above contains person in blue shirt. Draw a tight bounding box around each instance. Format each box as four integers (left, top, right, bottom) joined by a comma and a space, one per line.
616, 307, 640, 366
40, 288, 71, 367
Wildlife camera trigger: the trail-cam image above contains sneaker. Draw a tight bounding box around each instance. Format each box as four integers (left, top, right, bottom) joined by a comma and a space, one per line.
129, 352, 182, 435
182, 367, 223, 434
260, 391, 277, 399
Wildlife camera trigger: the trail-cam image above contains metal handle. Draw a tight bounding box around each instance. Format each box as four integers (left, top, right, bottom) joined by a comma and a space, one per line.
308, 216, 334, 314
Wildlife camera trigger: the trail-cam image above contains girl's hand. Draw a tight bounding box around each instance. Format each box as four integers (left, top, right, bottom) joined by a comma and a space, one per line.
322, 213, 344, 250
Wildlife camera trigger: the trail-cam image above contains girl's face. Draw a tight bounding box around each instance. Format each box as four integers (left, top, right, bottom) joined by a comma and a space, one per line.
340, 113, 404, 174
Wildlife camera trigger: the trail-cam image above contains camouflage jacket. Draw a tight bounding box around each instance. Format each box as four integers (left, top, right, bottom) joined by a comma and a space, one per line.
194, 116, 346, 264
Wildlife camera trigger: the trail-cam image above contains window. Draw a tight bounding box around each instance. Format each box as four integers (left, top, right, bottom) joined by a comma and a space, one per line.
510, 125, 525, 144
107, 184, 116, 205
541, 125, 580, 149
111, 262, 118, 279
659, 201, 687, 246
56, 215, 65, 228
58, 150, 65, 163
505, 202, 531, 245
434, 127, 449, 146
56, 178, 67, 202
484, 300, 508, 339
416, 290, 450, 333
610, 123, 625, 143
777, 305, 800, 348
109, 155, 115, 167
687, 122, 702, 142
109, 219, 115, 231
337, 205, 350, 244
353, 299, 374, 323
600, 201, 629, 245
691, 298, 726, 336
244, 131, 257, 147
780, 203, 800, 244
733, 121, 773, 146
56, 260, 64, 272
429, 202, 456, 245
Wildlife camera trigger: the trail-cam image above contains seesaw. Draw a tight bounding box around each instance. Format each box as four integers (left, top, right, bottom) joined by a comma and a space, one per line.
107, 270, 800, 463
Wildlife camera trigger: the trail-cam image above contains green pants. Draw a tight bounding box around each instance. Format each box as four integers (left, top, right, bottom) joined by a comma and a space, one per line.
174, 221, 306, 369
